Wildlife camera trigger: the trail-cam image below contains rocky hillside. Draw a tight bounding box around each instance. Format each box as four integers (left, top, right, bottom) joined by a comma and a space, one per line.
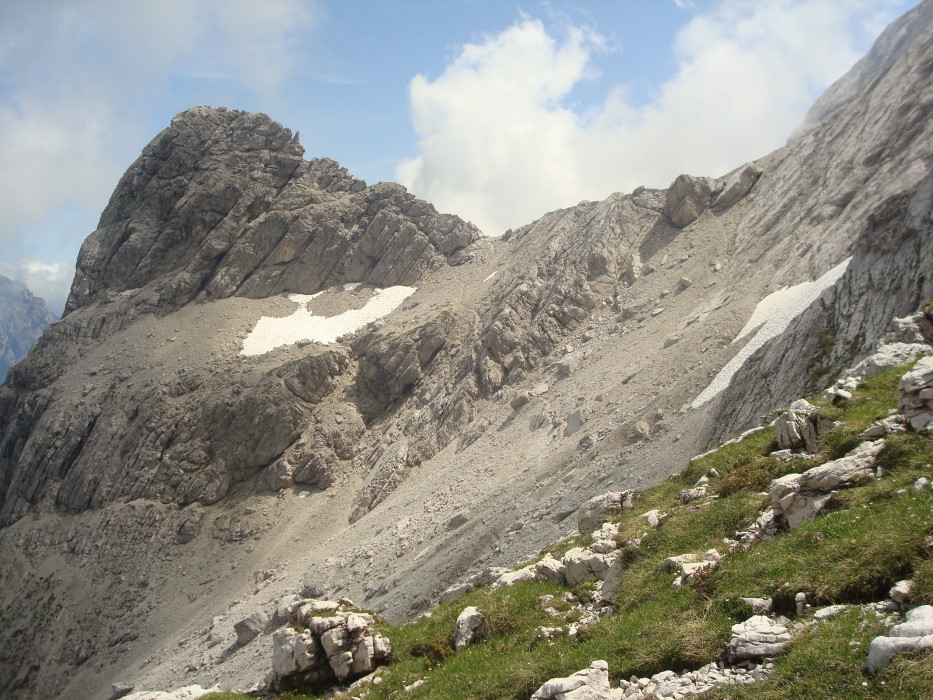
209, 335, 933, 700
1, 6, 932, 700
0, 275, 56, 381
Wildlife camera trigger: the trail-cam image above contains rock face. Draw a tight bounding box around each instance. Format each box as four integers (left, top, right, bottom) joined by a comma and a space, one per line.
797, 0, 933, 134
0, 275, 56, 381
66, 107, 478, 318
2, 7, 933, 700
0, 107, 481, 528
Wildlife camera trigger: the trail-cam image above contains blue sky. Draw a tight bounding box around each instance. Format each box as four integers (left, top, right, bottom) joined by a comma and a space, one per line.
0, 0, 917, 314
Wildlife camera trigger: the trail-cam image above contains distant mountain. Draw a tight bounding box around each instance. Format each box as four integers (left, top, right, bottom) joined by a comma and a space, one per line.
0, 275, 56, 380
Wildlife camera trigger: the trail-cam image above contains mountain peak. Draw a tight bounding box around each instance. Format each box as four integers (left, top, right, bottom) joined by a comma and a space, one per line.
64, 106, 479, 319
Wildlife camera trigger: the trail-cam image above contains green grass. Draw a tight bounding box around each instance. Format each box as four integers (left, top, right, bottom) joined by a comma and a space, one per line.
205, 359, 933, 699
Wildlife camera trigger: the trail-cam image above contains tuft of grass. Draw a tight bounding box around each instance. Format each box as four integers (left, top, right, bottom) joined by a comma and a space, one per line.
709, 486, 933, 609
910, 557, 933, 606
814, 364, 915, 461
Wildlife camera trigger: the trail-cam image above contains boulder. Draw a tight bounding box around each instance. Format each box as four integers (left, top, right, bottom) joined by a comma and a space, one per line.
890, 580, 913, 606
589, 522, 620, 554
562, 548, 614, 587
665, 175, 715, 228
727, 616, 792, 661
773, 399, 833, 453
889, 605, 933, 637
677, 486, 707, 504
860, 415, 907, 440
638, 509, 666, 529
534, 554, 568, 585
271, 609, 391, 685
453, 606, 484, 651
796, 439, 885, 492
577, 491, 632, 535
530, 660, 612, 700
867, 634, 933, 674
867, 608, 933, 675
741, 598, 774, 615
711, 164, 762, 211
491, 564, 539, 590
851, 343, 931, 378
234, 610, 270, 646
900, 356, 933, 430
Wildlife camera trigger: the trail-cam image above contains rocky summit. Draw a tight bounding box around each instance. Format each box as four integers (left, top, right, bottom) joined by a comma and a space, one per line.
1, 5, 933, 700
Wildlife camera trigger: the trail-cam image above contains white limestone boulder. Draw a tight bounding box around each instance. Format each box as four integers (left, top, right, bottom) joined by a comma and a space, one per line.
530, 660, 612, 700
453, 606, 484, 651
727, 616, 791, 661
562, 548, 615, 587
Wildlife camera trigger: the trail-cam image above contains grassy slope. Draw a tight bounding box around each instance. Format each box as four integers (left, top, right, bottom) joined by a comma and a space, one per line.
206, 361, 933, 700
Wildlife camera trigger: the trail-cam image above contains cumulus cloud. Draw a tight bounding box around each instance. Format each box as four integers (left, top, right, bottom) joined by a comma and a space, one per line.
397, 0, 905, 235
0, 0, 315, 300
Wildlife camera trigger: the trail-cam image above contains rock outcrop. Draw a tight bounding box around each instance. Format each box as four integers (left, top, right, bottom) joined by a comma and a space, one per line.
899, 355, 933, 431
271, 599, 391, 687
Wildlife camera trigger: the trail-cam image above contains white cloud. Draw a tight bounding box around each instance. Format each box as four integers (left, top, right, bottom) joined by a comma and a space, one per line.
0, 259, 74, 317
397, 0, 906, 235
0, 0, 316, 277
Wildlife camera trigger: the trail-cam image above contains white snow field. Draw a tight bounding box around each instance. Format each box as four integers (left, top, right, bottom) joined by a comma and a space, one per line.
241, 285, 417, 356
692, 257, 852, 408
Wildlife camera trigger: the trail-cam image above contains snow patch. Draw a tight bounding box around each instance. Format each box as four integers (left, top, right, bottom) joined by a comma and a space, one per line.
692, 257, 851, 408
241, 286, 417, 356
483, 271, 498, 282
286, 291, 324, 306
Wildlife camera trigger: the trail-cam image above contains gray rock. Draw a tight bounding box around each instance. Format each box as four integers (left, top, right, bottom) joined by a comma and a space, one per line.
577, 491, 630, 535
867, 634, 933, 674
510, 391, 531, 409
677, 486, 707, 504
235, 610, 270, 646
530, 660, 612, 700
890, 580, 914, 605
770, 440, 885, 528
665, 175, 715, 228
727, 616, 791, 661
889, 605, 933, 637
638, 509, 666, 529
711, 164, 762, 211
452, 606, 484, 651
741, 598, 774, 615
773, 399, 831, 453
107, 683, 135, 700
562, 548, 614, 587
